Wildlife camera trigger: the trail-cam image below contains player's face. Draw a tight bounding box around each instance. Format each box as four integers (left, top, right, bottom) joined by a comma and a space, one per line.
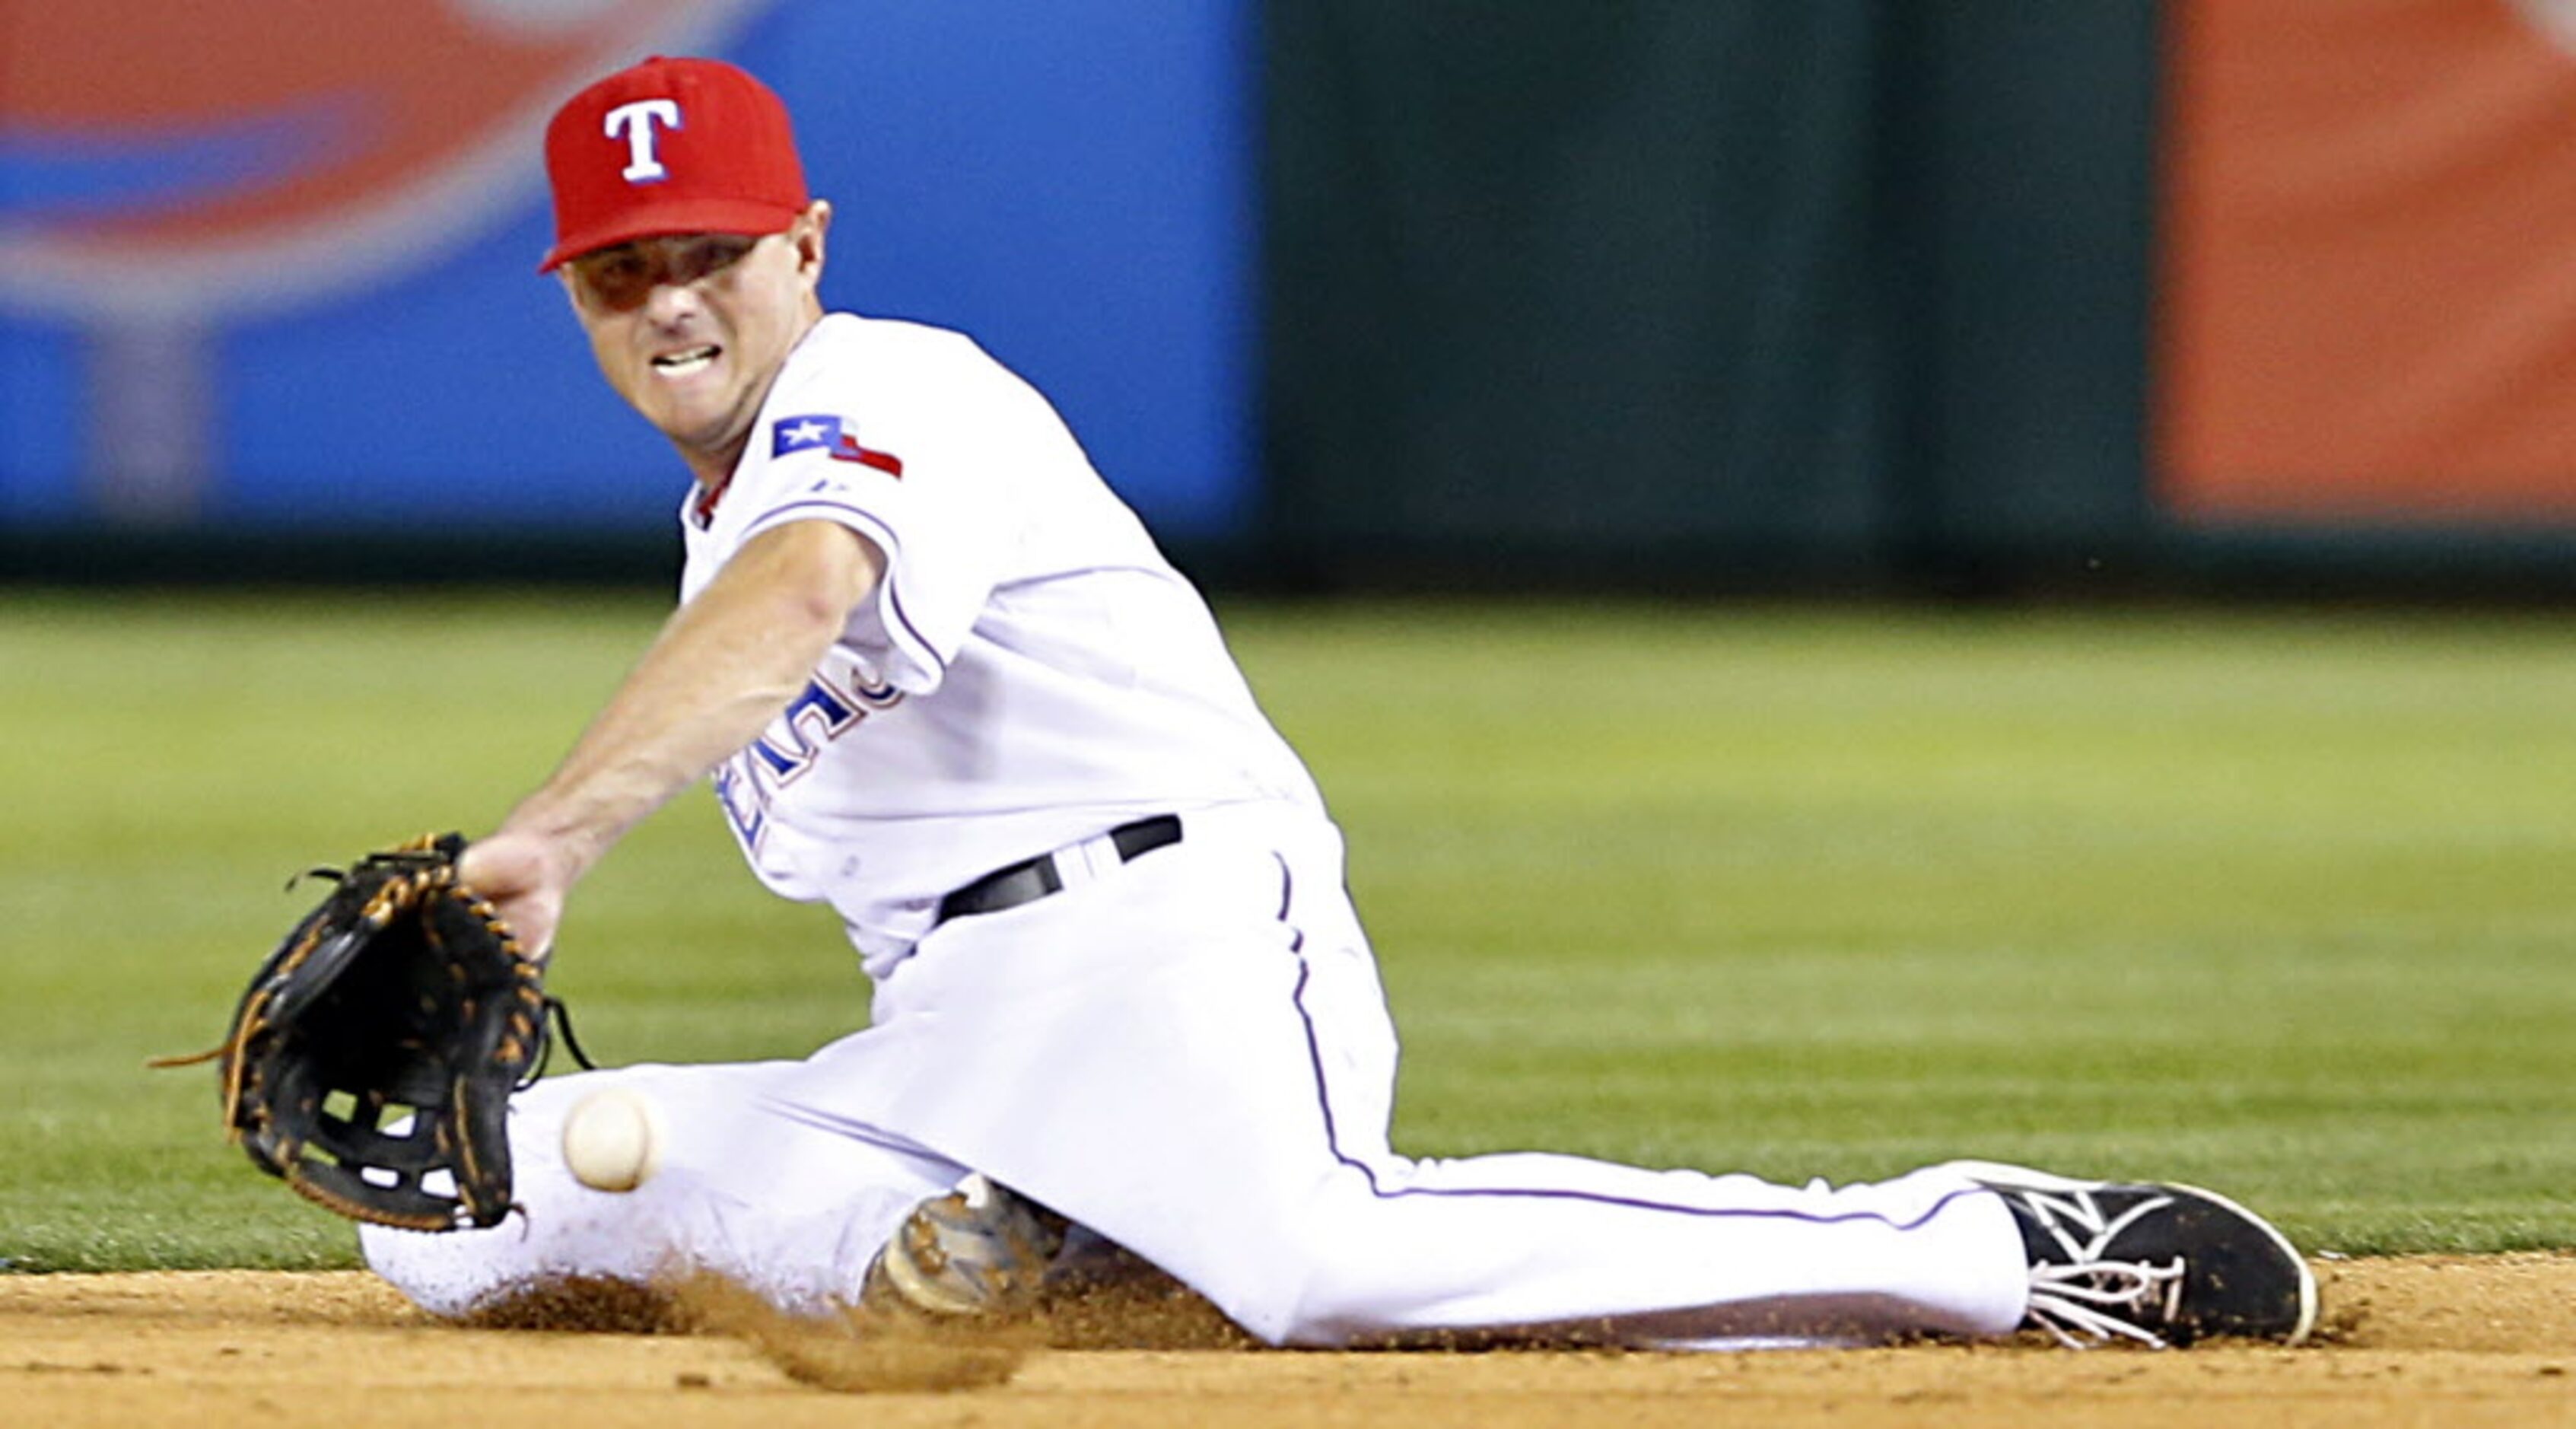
561, 202, 832, 479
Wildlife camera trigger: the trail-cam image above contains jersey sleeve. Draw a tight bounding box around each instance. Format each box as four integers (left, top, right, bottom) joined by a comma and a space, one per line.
725, 330, 1047, 695
733, 424, 1000, 695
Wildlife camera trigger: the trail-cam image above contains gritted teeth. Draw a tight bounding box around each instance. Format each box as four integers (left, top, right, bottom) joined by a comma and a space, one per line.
651, 345, 720, 375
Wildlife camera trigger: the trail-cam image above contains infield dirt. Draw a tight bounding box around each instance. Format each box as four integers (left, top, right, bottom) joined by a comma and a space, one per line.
4, 1256, 2571, 1427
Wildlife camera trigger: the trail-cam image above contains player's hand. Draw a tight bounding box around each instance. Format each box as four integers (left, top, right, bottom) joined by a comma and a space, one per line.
456, 829, 577, 962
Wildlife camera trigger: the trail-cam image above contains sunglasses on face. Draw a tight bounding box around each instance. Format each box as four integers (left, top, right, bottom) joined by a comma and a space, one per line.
568, 234, 766, 311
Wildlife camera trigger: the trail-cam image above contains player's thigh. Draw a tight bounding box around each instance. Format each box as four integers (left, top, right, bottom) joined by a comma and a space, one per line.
812, 825, 1398, 1255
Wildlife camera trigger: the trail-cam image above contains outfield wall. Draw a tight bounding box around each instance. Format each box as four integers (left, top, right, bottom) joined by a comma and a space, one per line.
5, 3, 2574, 594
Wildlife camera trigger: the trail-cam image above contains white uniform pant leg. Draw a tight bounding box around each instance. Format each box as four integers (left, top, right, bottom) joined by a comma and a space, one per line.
773, 807, 2033, 1348
360, 1061, 965, 1319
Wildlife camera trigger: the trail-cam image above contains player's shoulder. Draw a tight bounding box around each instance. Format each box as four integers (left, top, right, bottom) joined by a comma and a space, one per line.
792, 311, 1009, 384
772, 312, 1061, 443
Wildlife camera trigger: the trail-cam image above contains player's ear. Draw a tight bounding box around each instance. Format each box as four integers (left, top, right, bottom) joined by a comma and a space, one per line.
793, 201, 832, 282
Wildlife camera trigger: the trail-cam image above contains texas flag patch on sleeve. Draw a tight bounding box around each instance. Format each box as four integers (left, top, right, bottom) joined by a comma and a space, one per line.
771, 415, 905, 476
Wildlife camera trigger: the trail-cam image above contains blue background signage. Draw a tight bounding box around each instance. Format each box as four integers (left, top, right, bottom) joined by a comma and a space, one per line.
0, 1, 1259, 542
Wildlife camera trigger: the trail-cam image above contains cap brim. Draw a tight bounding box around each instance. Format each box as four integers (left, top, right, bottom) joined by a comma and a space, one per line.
539, 196, 804, 272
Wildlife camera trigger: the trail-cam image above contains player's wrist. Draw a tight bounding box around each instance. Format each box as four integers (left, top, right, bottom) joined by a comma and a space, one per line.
472, 813, 606, 892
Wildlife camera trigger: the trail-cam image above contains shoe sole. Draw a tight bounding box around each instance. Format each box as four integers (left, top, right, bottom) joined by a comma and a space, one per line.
1944, 1159, 2320, 1348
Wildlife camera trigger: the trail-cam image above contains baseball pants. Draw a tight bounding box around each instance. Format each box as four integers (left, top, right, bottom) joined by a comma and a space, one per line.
367, 802, 2031, 1346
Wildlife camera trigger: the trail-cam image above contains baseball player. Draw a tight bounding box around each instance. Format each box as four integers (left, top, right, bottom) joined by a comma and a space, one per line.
361, 56, 2316, 1351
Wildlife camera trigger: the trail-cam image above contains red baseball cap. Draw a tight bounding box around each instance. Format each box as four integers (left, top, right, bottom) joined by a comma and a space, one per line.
539, 56, 809, 272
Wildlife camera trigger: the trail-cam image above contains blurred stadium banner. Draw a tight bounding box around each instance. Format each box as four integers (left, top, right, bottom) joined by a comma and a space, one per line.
1, 0, 759, 528
0, 0, 1258, 546
2159, 0, 2576, 526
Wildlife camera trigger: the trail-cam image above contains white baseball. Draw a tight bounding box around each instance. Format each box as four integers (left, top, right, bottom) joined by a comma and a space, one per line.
560, 1086, 665, 1192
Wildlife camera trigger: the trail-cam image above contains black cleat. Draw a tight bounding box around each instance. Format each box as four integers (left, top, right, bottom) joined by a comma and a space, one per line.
1955, 1162, 2318, 1348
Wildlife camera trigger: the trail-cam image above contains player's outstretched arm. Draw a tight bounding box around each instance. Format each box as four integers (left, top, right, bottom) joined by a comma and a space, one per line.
460, 517, 884, 956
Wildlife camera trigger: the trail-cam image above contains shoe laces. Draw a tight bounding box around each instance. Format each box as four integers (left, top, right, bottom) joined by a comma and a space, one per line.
2013, 1186, 2189, 1349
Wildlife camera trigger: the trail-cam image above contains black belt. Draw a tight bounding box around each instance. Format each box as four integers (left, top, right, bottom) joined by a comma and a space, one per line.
936, 815, 1183, 924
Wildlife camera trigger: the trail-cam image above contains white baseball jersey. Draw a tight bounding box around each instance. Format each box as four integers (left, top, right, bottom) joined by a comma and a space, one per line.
681, 311, 1321, 971
366, 310, 2033, 1348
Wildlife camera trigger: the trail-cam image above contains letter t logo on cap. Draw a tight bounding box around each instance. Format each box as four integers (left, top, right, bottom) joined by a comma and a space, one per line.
604, 99, 683, 183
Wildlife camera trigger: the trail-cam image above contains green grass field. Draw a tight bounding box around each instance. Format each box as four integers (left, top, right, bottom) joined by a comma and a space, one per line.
4, 591, 2571, 1272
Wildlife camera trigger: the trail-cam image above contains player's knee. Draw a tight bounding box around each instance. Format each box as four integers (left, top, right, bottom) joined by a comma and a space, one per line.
360, 1218, 523, 1319
1194, 1195, 1406, 1347
359, 1071, 626, 1317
